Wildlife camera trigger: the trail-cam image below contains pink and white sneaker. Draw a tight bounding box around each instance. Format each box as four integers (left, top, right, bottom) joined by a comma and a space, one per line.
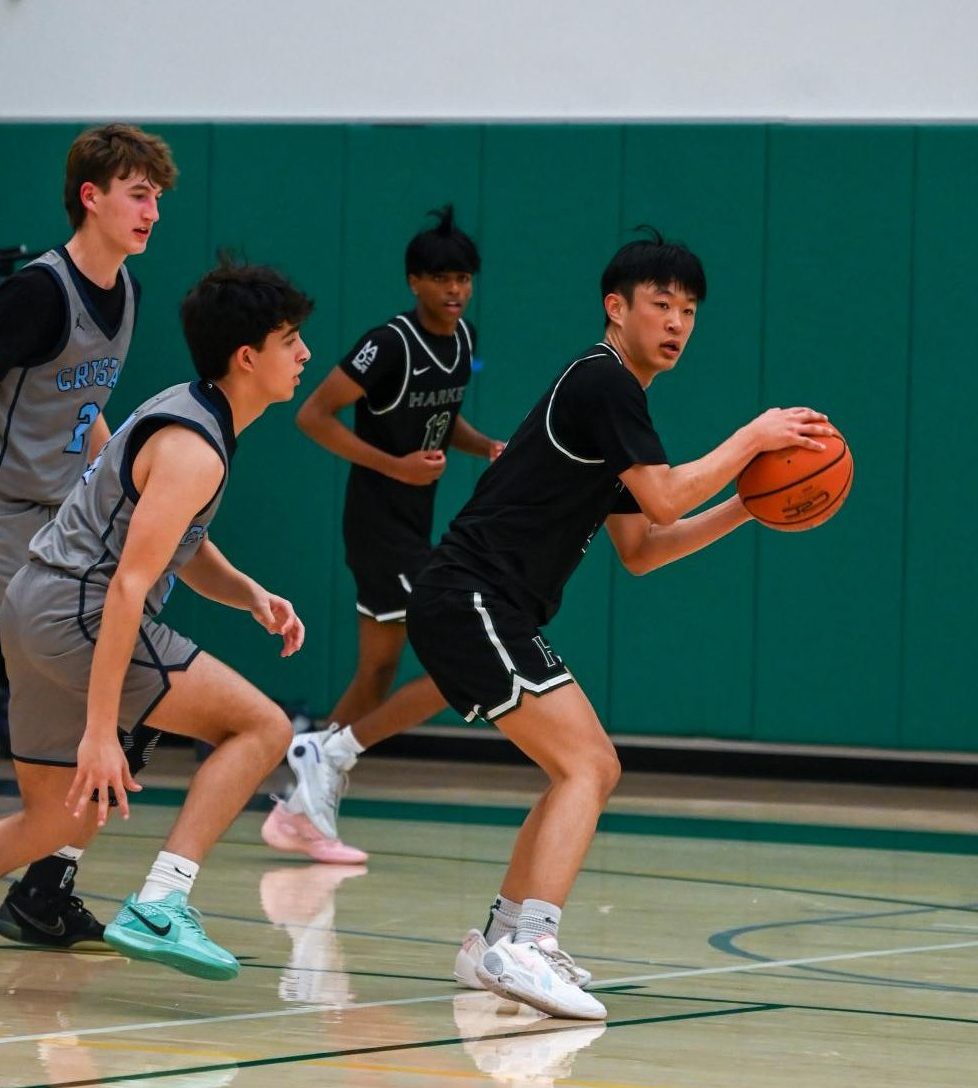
261, 798, 368, 864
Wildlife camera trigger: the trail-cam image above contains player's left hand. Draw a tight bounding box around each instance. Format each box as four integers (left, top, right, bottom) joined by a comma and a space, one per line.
488, 439, 506, 461
251, 593, 305, 657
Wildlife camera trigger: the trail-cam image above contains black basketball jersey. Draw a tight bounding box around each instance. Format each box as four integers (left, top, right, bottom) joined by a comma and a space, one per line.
339, 311, 475, 567
418, 342, 668, 625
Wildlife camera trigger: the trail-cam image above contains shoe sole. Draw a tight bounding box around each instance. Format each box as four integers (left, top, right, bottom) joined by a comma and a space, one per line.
476, 962, 606, 1020
104, 925, 238, 981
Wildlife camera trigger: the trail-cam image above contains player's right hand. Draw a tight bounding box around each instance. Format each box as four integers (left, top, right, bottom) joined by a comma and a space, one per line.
67, 731, 141, 825
747, 407, 832, 453
394, 449, 447, 485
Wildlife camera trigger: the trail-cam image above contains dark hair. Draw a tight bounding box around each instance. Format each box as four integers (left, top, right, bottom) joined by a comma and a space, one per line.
64, 123, 178, 230
180, 260, 314, 381
601, 228, 707, 323
404, 204, 481, 277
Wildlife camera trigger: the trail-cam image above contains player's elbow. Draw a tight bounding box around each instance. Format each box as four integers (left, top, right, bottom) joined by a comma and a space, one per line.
620, 553, 647, 576
642, 499, 680, 528
295, 401, 316, 437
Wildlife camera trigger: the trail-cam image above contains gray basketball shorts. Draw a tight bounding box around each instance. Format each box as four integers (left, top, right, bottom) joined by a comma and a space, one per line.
0, 561, 200, 766
0, 497, 59, 602
406, 583, 575, 723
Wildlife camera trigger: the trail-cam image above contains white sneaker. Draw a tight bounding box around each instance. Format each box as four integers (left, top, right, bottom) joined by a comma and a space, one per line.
455, 929, 592, 990
454, 991, 606, 1082
476, 935, 607, 1020
285, 729, 351, 840
455, 929, 491, 988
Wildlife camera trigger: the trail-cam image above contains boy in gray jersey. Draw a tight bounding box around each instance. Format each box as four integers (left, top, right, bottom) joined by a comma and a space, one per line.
0, 261, 311, 980
0, 123, 177, 948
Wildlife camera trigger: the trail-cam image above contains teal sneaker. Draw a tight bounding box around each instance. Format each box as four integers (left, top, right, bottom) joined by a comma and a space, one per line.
104, 893, 239, 981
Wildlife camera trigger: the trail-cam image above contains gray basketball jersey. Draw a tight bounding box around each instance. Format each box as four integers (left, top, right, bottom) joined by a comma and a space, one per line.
30, 380, 235, 620
0, 249, 135, 504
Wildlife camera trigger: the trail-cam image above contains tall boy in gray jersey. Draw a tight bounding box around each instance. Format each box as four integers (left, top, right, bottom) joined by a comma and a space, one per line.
0, 261, 311, 981
0, 123, 177, 948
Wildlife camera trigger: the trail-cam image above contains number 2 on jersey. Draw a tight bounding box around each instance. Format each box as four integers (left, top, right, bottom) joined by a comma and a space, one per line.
422, 410, 452, 451
64, 402, 100, 455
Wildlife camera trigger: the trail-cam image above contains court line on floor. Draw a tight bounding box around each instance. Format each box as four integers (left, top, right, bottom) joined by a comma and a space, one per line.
13, 1003, 778, 1088
3, 936, 976, 1047
592, 936, 978, 988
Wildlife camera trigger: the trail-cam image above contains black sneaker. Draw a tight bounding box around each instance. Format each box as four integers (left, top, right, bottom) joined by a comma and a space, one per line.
0, 879, 107, 948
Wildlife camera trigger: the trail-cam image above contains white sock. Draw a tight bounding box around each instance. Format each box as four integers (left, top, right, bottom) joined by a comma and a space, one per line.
138, 851, 200, 903
324, 725, 364, 771
55, 845, 85, 862
484, 894, 521, 944
515, 898, 562, 944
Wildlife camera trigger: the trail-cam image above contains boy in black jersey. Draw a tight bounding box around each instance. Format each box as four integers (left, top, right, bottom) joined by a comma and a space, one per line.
262, 206, 502, 862
405, 233, 832, 1020
0, 124, 176, 949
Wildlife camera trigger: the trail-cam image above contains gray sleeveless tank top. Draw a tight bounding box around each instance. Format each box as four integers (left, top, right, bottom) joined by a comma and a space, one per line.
30, 380, 235, 617
0, 249, 135, 504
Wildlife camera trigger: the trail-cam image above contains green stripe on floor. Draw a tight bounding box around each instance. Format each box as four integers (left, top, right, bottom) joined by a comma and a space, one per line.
5, 779, 973, 857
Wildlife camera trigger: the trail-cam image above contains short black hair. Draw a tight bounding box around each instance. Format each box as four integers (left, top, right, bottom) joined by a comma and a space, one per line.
405, 204, 481, 277
180, 260, 314, 381
601, 228, 707, 324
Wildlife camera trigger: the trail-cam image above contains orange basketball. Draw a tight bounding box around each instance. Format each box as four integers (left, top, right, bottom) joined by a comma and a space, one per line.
737, 428, 853, 532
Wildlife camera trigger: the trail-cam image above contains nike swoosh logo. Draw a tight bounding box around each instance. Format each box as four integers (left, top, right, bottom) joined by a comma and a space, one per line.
9, 901, 67, 937
412, 367, 430, 376
174, 867, 193, 878
129, 904, 171, 936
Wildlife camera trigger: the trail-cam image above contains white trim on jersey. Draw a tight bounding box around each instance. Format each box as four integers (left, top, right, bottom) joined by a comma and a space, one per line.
472, 592, 574, 720
398, 572, 413, 593
544, 353, 610, 465
458, 318, 474, 355
356, 601, 407, 623
393, 314, 462, 374
370, 324, 412, 416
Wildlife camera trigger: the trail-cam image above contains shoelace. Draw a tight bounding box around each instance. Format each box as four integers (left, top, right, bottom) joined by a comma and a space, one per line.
537, 943, 582, 983
63, 895, 94, 920
313, 765, 349, 817
178, 903, 206, 935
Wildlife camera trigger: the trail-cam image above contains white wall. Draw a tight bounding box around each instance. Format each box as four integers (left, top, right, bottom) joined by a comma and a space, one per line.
2, 0, 977, 121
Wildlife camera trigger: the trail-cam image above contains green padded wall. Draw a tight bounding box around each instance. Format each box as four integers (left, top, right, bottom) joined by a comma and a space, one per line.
1, 120, 974, 751
901, 127, 978, 751
755, 126, 914, 746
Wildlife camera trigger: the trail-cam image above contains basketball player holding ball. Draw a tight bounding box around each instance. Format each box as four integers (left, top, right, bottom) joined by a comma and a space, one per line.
405, 231, 834, 1020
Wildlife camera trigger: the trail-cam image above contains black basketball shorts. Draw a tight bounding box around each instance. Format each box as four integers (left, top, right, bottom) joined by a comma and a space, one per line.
406, 584, 575, 723
349, 547, 432, 624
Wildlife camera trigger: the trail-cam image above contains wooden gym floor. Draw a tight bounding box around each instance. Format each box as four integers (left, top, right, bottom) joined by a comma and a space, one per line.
2, 749, 977, 1087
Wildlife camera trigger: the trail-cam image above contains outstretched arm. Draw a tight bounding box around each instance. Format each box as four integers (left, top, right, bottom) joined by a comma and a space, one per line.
178, 538, 304, 657
66, 426, 225, 824
449, 413, 505, 460
607, 495, 751, 575
296, 366, 445, 485
620, 407, 830, 526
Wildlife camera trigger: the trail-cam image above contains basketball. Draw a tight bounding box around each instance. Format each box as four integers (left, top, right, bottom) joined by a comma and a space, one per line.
737, 427, 853, 531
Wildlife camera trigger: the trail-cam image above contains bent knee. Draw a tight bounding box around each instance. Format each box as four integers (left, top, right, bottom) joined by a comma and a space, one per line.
592, 749, 622, 797
265, 707, 293, 759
